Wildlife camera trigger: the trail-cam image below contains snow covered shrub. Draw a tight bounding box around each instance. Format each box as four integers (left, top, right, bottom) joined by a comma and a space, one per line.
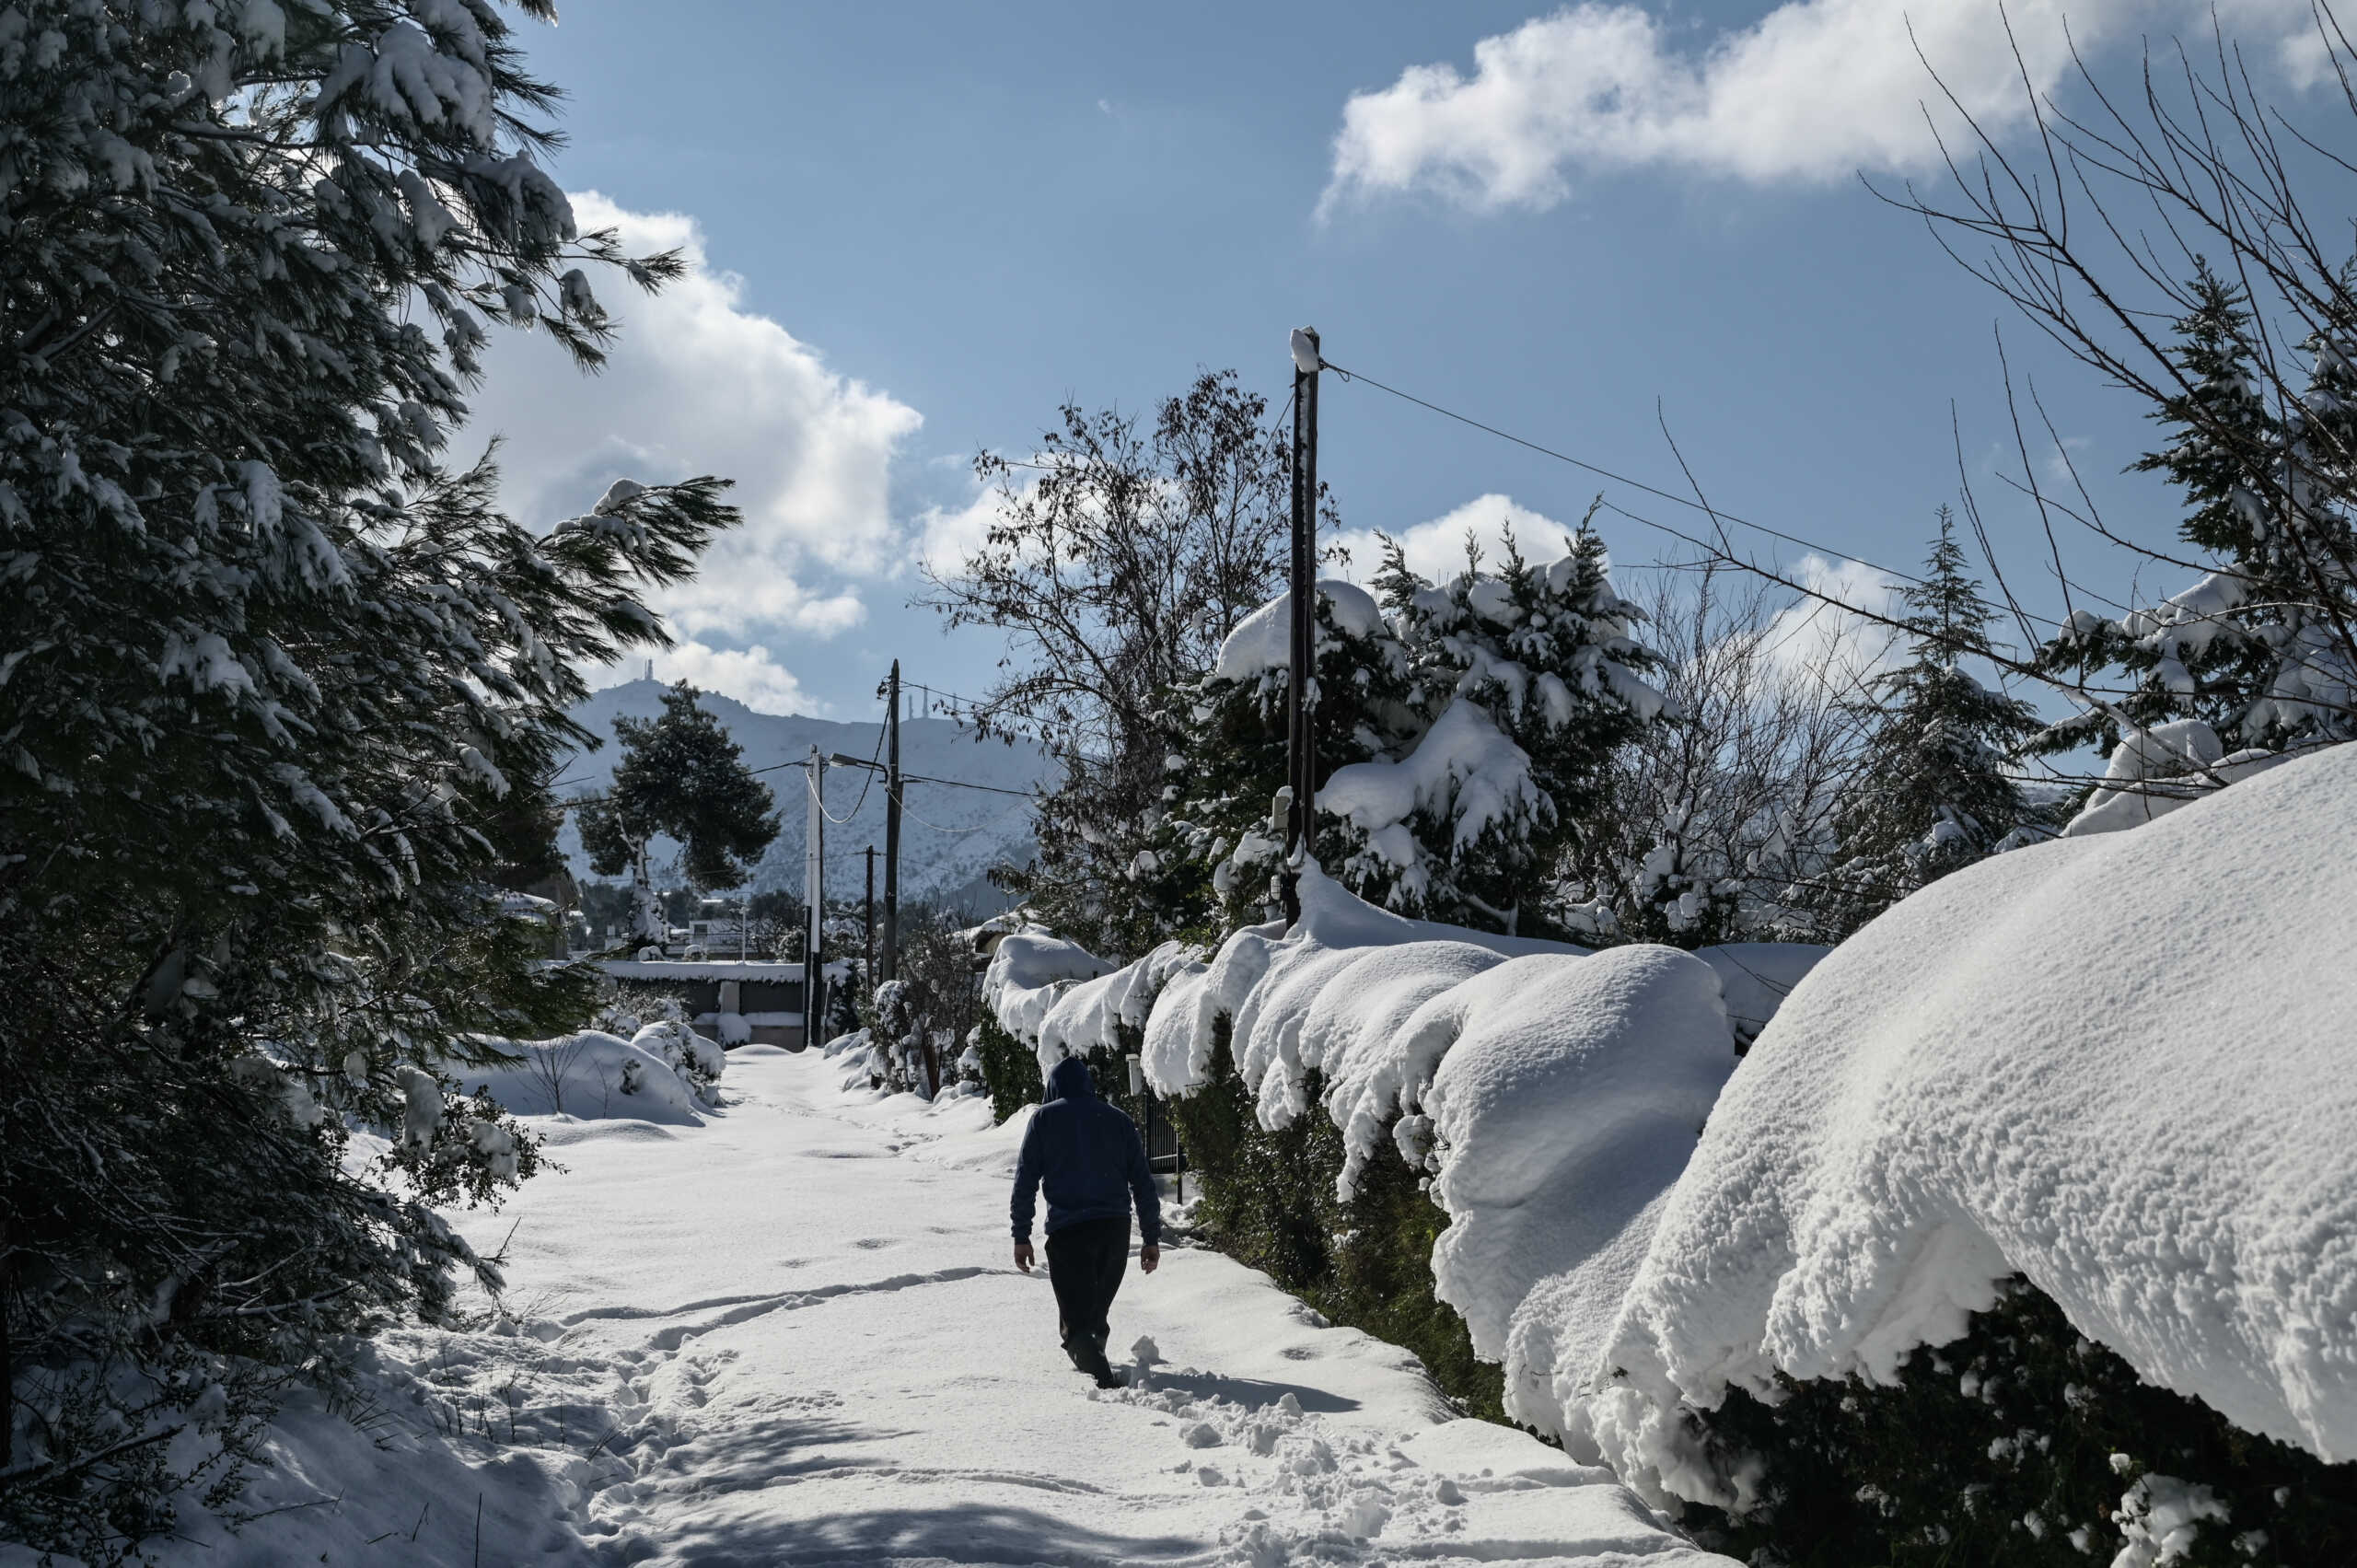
0, 0, 736, 1549
973, 1015, 1047, 1121
1679, 1278, 2357, 1567
1164, 1034, 1505, 1423
628, 1020, 726, 1106
1576, 746, 2357, 1562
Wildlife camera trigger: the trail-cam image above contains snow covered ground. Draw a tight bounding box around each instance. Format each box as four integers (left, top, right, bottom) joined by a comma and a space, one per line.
136, 1045, 1734, 1566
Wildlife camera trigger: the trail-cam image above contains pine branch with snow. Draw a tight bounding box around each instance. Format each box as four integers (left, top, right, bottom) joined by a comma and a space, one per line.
0, 5, 737, 1548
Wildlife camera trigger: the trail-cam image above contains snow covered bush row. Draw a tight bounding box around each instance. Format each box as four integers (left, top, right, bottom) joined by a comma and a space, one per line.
987, 748, 2357, 1561
1580, 742, 2357, 1506
984, 863, 1825, 1426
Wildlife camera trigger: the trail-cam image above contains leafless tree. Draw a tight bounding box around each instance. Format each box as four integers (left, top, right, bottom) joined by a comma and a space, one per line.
918, 369, 1329, 953
1569, 562, 1873, 945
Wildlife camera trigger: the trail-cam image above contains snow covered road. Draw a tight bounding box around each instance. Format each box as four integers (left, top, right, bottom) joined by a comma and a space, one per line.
168, 1044, 1733, 1566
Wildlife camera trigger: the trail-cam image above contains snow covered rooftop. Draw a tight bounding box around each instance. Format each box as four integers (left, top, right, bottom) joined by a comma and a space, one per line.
597, 959, 802, 983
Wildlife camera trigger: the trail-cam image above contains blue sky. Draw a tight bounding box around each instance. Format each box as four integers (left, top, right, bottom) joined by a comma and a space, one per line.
460, 0, 2339, 717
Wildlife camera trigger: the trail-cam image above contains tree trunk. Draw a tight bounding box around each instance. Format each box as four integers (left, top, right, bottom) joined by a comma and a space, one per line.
1, 1215, 14, 1469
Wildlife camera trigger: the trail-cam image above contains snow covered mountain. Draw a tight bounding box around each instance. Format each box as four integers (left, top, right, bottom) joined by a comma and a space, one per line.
557, 679, 1052, 912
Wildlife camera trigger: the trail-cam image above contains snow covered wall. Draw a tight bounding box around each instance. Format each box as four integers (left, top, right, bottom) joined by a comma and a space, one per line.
1580, 741, 2357, 1509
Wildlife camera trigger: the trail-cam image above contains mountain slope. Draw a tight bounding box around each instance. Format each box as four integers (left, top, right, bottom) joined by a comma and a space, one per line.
558, 680, 1051, 912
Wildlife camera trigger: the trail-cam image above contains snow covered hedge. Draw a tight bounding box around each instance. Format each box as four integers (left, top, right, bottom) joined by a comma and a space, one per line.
981, 864, 1823, 1421
986, 746, 2357, 1562
1571, 741, 2357, 1536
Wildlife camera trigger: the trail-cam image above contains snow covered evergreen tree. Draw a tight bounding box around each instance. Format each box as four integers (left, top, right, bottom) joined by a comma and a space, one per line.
575, 682, 780, 943
1142, 580, 1417, 939
1334, 521, 1666, 937
2037, 267, 2357, 760
0, 5, 733, 1550
1820, 509, 2042, 934
1138, 522, 1668, 944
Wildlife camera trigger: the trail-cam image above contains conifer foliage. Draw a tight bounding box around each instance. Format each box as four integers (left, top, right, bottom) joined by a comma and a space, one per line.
576, 682, 781, 942
1144, 583, 1417, 941
2037, 267, 2357, 756
0, 4, 734, 1551
1357, 521, 1665, 936
1822, 509, 2042, 934
1141, 522, 1669, 944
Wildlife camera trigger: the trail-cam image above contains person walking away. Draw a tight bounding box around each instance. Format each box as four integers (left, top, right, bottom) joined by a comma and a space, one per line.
1010, 1056, 1161, 1388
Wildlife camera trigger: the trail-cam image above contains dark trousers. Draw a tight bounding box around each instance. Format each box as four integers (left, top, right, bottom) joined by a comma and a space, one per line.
1045, 1215, 1130, 1356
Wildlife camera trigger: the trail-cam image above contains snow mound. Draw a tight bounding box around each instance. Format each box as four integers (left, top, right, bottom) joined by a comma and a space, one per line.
981, 933, 1116, 1045
1422, 946, 1734, 1442
1211, 578, 1385, 682
446, 1029, 717, 1126
2061, 719, 2309, 837
1585, 742, 2357, 1508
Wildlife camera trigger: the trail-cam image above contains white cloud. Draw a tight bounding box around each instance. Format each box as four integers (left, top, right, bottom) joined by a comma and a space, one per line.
912, 482, 1005, 583
1333, 492, 1582, 586
2039, 433, 2095, 490
460, 191, 923, 643
1322, 0, 2326, 211
587, 639, 819, 716
1759, 554, 1907, 692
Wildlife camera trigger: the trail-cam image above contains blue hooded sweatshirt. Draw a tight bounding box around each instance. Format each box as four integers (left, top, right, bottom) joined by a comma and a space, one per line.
1010, 1057, 1162, 1245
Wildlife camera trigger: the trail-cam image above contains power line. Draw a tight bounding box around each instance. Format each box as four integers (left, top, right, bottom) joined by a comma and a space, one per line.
1319, 357, 1933, 587
893, 790, 1038, 838
900, 770, 1036, 799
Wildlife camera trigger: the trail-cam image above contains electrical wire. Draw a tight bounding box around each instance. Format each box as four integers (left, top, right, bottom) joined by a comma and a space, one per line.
899, 771, 1038, 799
1319, 357, 1935, 587
892, 790, 1039, 838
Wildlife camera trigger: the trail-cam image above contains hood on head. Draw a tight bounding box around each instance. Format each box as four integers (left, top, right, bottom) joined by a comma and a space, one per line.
1045, 1055, 1095, 1103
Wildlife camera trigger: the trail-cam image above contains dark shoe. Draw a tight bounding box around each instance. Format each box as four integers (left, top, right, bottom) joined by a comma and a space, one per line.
1062, 1336, 1097, 1375
1086, 1346, 1120, 1388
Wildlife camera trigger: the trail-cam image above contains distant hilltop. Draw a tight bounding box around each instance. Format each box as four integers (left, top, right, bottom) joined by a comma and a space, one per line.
558, 679, 1053, 914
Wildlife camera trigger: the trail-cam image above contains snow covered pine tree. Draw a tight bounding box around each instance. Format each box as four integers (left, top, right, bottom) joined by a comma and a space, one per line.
2037, 266, 2357, 761
0, 4, 735, 1554
575, 680, 781, 945
1820, 508, 2043, 935
1337, 522, 1666, 939
1144, 577, 1416, 937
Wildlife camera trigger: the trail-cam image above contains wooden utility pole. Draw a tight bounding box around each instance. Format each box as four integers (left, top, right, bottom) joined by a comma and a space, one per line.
802, 746, 825, 1046
864, 845, 876, 995
1283, 326, 1322, 926
883, 660, 902, 982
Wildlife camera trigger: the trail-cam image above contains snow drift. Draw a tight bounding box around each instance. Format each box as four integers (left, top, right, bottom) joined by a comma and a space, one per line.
1582, 741, 2357, 1509
444, 1023, 726, 1127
